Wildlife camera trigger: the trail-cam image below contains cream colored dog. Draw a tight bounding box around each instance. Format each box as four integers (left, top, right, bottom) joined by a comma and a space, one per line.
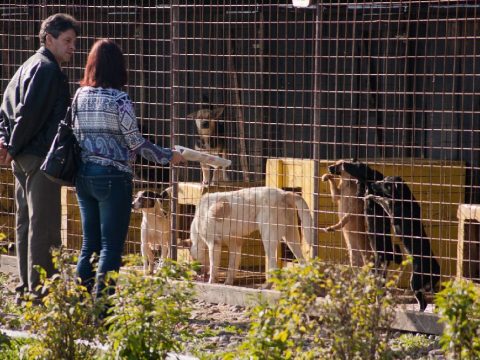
132, 188, 171, 274
189, 187, 313, 285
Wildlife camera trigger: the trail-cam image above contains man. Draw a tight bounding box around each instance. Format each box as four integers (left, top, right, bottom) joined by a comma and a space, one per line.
0, 13, 80, 302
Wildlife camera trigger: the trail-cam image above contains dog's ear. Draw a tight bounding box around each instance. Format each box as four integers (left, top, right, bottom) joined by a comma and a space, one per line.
187, 108, 212, 120
186, 109, 196, 119
154, 198, 167, 216
355, 182, 366, 197
392, 180, 403, 196
160, 186, 172, 199
132, 190, 152, 209
208, 198, 231, 218
211, 107, 225, 120
341, 161, 356, 177
187, 109, 201, 119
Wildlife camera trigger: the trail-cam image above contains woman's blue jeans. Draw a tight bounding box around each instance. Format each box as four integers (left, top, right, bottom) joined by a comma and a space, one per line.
75, 161, 132, 299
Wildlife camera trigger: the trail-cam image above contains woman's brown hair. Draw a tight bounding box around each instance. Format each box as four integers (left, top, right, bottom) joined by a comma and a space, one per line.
80, 39, 127, 89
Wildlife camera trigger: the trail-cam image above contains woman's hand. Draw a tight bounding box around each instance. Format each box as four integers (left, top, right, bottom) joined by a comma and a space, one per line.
170, 150, 186, 165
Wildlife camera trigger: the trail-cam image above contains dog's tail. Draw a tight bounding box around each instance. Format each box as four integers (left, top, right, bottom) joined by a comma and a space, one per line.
292, 193, 314, 247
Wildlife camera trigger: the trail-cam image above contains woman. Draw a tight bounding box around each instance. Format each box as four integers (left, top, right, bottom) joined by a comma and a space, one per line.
73, 39, 185, 300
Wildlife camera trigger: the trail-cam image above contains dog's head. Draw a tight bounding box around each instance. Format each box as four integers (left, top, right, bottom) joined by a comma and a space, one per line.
189, 215, 209, 267
327, 159, 360, 182
370, 176, 411, 200
328, 159, 388, 196
340, 160, 385, 184
187, 106, 225, 137
132, 188, 171, 216
328, 159, 346, 176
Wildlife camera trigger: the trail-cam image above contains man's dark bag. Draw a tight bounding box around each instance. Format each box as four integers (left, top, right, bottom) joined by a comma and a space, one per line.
40, 104, 80, 186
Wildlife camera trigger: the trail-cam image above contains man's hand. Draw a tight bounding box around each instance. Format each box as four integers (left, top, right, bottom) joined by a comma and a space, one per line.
0, 141, 12, 167
170, 150, 187, 166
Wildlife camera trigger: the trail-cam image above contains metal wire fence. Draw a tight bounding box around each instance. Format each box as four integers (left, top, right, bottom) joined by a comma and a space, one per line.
1, 1, 479, 307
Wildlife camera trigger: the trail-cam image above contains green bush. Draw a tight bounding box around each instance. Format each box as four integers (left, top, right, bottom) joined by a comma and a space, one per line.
387, 333, 437, 359
0, 337, 35, 360
21, 248, 103, 360
16, 251, 196, 359
435, 279, 480, 359
0, 273, 22, 330
103, 259, 195, 359
0, 235, 18, 328
225, 260, 401, 360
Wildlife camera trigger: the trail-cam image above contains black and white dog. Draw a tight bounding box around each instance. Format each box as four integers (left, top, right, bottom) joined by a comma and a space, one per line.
338, 160, 403, 271
368, 176, 441, 311
132, 188, 171, 274
187, 96, 228, 185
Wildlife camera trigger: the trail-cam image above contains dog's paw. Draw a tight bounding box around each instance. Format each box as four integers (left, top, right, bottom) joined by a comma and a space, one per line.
321, 173, 333, 182
154, 259, 166, 272
320, 227, 334, 233
195, 273, 209, 282
414, 291, 428, 312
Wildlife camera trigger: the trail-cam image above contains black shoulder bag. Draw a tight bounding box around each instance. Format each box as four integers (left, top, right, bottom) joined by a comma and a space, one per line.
40, 95, 81, 186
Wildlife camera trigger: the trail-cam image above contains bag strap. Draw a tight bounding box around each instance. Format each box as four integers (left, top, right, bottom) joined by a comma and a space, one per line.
65, 92, 79, 127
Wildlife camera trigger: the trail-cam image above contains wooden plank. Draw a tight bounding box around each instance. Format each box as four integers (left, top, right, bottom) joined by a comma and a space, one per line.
61, 187, 70, 247
456, 204, 480, 280
178, 182, 204, 205
193, 281, 281, 307
392, 310, 444, 335
178, 181, 264, 206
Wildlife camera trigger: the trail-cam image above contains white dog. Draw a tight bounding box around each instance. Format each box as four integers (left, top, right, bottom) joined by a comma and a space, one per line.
189, 187, 313, 285
132, 188, 171, 274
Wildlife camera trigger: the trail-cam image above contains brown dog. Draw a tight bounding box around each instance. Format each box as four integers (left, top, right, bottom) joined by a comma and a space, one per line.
187, 98, 228, 185
321, 160, 373, 267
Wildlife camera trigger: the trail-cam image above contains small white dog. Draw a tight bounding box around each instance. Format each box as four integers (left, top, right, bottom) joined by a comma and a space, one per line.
132, 188, 171, 274
189, 187, 313, 285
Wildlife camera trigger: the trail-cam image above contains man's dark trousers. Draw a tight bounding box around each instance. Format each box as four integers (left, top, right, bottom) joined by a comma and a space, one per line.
12, 153, 61, 295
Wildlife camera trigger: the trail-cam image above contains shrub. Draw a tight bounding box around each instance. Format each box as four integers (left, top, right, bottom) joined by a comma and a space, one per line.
103, 258, 195, 359
226, 260, 401, 360
21, 248, 103, 360
0, 235, 15, 327
387, 333, 437, 359
1, 337, 35, 360
435, 279, 480, 359
0, 272, 22, 331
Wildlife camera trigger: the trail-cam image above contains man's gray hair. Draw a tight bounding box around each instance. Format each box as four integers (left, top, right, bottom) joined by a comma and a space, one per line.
39, 13, 80, 45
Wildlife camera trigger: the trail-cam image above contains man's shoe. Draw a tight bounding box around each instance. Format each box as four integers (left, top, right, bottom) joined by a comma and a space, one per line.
14, 292, 24, 306
25, 292, 44, 306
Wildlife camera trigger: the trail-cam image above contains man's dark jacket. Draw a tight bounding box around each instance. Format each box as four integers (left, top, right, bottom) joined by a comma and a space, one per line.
0, 47, 70, 158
